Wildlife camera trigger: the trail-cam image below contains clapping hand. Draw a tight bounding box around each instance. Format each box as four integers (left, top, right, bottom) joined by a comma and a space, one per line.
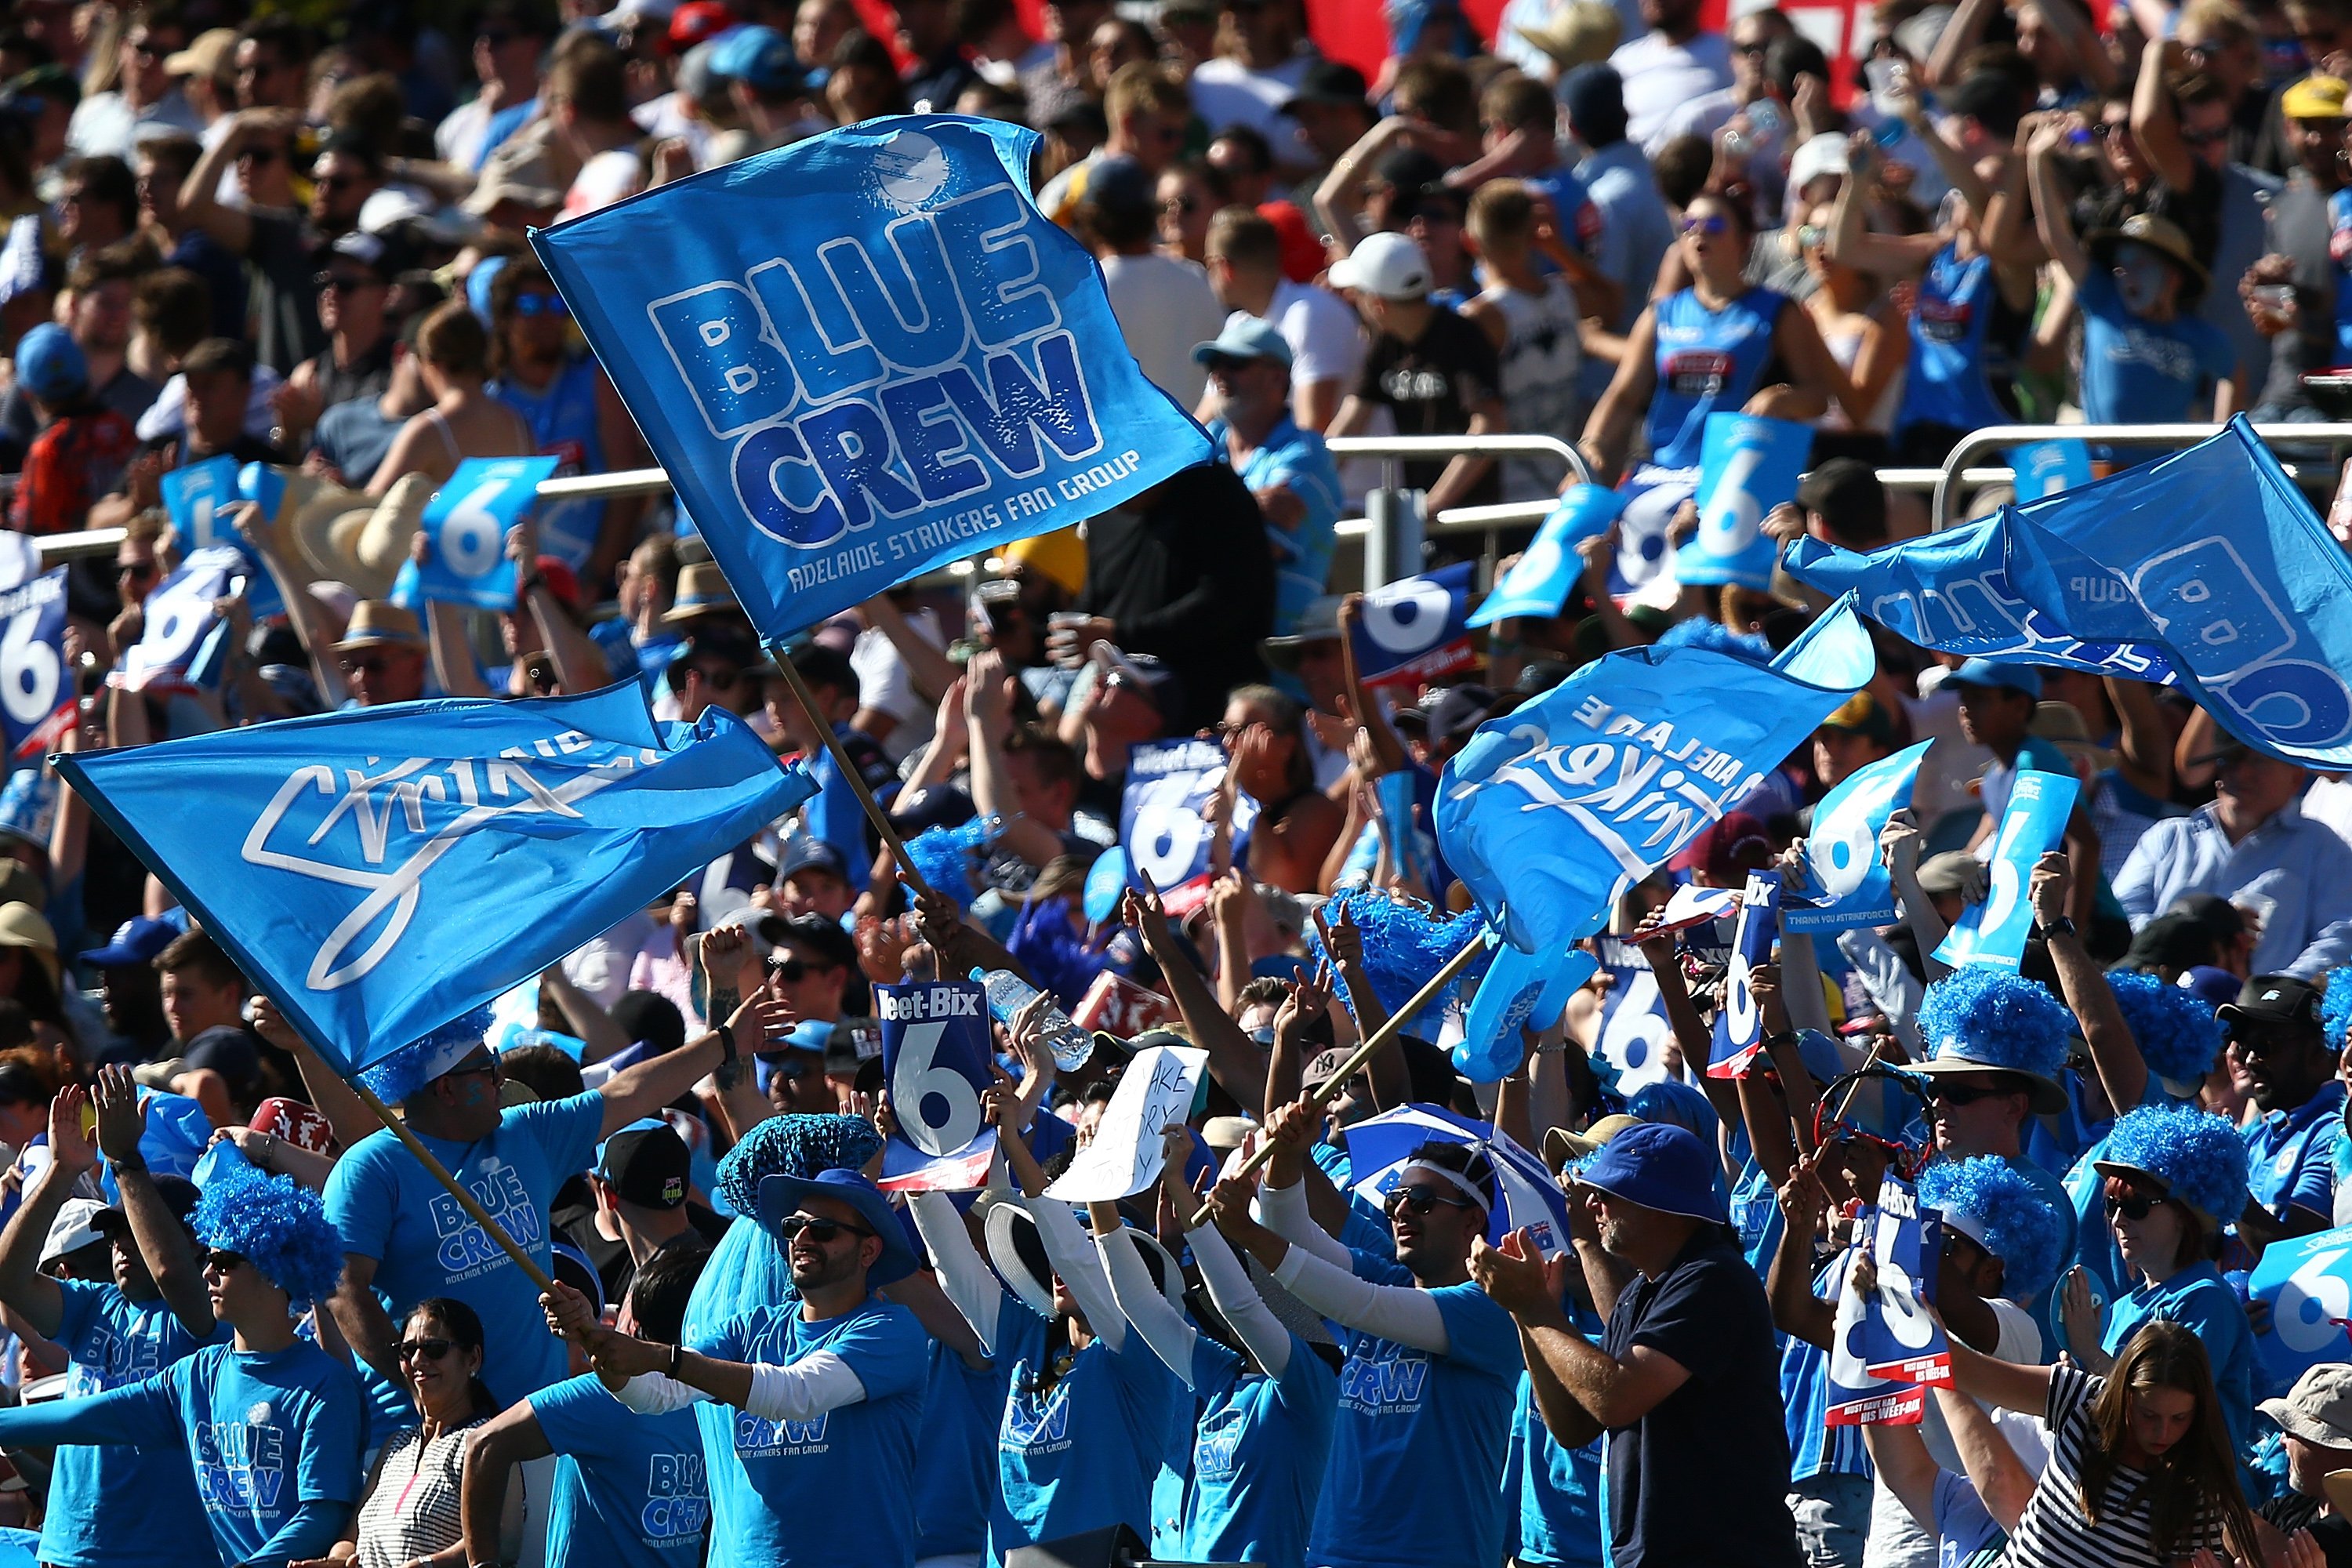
1468, 1228, 1568, 1317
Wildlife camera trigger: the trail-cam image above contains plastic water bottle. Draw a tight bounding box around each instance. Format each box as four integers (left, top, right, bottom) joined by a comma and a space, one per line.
971, 967, 1094, 1071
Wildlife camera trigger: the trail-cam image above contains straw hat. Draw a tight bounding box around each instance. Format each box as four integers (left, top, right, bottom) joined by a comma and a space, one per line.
330, 601, 426, 653
662, 561, 741, 624
0, 902, 60, 990
287, 481, 373, 583
1515, 1, 1621, 71
2086, 212, 2208, 288
340, 473, 436, 596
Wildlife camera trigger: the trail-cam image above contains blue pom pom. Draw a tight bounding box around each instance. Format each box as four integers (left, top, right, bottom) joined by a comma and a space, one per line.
715, 1115, 883, 1216
1304, 891, 1491, 1018
2324, 965, 2352, 1054
2099, 1102, 2249, 1225
2107, 972, 2223, 1087
1917, 967, 2073, 1080
1652, 618, 1772, 663
357, 1006, 496, 1105
1917, 1155, 2069, 1301
194, 1162, 346, 1305
903, 818, 994, 910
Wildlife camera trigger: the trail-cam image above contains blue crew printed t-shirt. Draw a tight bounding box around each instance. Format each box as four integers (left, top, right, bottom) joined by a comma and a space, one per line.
991, 1302, 1185, 1558
689, 1299, 927, 1568
2103, 1263, 2258, 1436
1512, 1370, 1606, 1568
1309, 1254, 1521, 1568
1185, 1332, 1338, 1568
42, 1278, 228, 1568
2074, 271, 2235, 428
914, 1341, 1007, 1560
325, 1091, 604, 1436
530, 1373, 709, 1568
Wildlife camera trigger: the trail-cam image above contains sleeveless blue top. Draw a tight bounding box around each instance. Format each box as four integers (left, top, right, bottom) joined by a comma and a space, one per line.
1646, 287, 1787, 470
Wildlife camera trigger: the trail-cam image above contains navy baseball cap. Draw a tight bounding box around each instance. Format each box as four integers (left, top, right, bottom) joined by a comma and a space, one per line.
79, 916, 177, 968
778, 837, 851, 886
1571, 1121, 1726, 1223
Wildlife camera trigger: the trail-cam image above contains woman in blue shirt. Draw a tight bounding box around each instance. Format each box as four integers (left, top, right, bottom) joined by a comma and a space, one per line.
1577, 190, 1840, 600
2056, 1104, 2257, 1450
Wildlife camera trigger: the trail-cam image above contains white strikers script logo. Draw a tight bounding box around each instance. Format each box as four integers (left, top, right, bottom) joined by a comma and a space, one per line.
240, 730, 661, 991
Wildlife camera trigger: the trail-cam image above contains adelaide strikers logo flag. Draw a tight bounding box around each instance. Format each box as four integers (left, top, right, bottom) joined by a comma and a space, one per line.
532, 115, 1213, 641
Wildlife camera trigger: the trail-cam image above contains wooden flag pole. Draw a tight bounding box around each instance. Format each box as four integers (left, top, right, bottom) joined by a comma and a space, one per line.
770, 648, 935, 902
1188, 935, 1487, 1229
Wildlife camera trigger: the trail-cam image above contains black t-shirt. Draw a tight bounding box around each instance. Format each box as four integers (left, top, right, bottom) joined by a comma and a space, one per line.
2257, 165, 2336, 412
244, 207, 329, 376
308, 332, 396, 416
1354, 304, 1504, 503
1600, 1228, 1802, 1568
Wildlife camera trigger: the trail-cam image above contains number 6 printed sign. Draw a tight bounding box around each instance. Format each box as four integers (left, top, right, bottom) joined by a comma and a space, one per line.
875, 978, 999, 1192
1678, 413, 1813, 592
0, 568, 72, 760
394, 456, 561, 612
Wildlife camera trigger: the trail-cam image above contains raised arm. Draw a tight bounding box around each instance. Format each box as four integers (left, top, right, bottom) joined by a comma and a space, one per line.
1860, 1420, 1945, 1538
95, 1066, 213, 1338
1123, 878, 1269, 1112
963, 649, 1066, 873
1826, 136, 1941, 281
2027, 122, 2090, 284
1767, 1152, 1837, 1349
907, 1187, 1006, 1354
1096, 1200, 1196, 1386
2030, 852, 2146, 1113
1187, 1198, 1292, 1378
0, 1087, 93, 1336
1207, 1171, 1450, 1353
2130, 37, 2196, 192
1933, 1381, 2038, 1530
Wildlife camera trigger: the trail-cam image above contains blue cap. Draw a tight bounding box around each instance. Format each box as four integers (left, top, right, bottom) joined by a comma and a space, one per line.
1947, 658, 2043, 700
1573, 1121, 1726, 1223
778, 837, 850, 885
2180, 964, 2241, 1009
711, 24, 803, 93
1191, 315, 1294, 369
15, 323, 84, 403
757, 1168, 916, 1286
78, 916, 177, 968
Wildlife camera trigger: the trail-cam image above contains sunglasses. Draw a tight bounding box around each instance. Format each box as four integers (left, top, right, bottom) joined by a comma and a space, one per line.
1384, 1185, 1473, 1218
691, 663, 739, 691
313, 271, 378, 294
205, 1249, 247, 1272
513, 292, 572, 318
778, 1213, 876, 1243
1680, 212, 1730, 236
768, 955, 809, 982
1736, 38, 1769, 55
115, 560, 158, 582
339, 655, 393, 676
398, 1337, 456, 1361
237, 146, 280, 166
318, 174, 360, 193
2182, 125, 2230, 147
2103, 1189, 2159, 1221
444, 1054, 503, 1083
1926, 1080, 2013, 1107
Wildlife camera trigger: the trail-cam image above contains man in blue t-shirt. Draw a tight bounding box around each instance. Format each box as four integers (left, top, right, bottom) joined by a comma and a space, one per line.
1477, 1122, 1802, 1568
463, 1243, 713, 1568
324, 991, 752, 1440
0, 1072, 224, 1568
544, 1166, 931, 1568
2220, 976, 2346, 1264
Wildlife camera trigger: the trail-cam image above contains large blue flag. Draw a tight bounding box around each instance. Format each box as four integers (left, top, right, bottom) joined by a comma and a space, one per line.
1782, 518, 2172, 684
53, 683, 811, 1077
2004, 417, 2352, 764
1437, 597, 1875, 953
532, 114, 1212, 641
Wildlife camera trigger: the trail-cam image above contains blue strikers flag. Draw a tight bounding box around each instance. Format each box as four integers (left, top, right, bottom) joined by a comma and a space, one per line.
0, 568, 71, 760
391, 456, 560, 612
1707, 870, 1780, 1078
1454, 937, 1596, 1083
532, 114, 1212, 640
1350, 561, 1476, 686
52, 682, 810, 1078
1784, 740, 1931, 935
1933, 768, 2078, 971
876, 979, 996, 1192
2249, 1223, 2352, 1388
1468, 488, 1626, 628
1437, 596, 1875, 954
1827, 1174, 1951, 1426
1120, 739, 1255, 895
1679, 414, 1811, 591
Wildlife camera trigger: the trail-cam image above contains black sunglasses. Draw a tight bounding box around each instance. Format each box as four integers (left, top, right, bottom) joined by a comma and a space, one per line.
1384, 1185, 1473, 1218
115, 560, 157, 581
1926, 1081, 2013, 1107
768, 955, 808, 982
237, 146, 280, 166
397, 1337, 456, 1361
2104, 1191, 2158, 1221
205, 1249, 247, 1272
778, 1213, 875, 1243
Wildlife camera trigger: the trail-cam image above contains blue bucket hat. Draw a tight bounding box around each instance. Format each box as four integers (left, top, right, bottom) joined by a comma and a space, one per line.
1572, 1121, 1726, 1224
756, 1168, 916, 1287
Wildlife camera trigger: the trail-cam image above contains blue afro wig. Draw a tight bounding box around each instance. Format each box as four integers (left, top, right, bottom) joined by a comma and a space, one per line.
902, 817, 998, 910
1651, 618, 1772, 663
2324, 966, 2352, 1054
1916, 1155, 2070, 1301
1916, 967, 2073, 1080
715, 1114, 883, 1216
1305, 891, 1491, 1017
194, 1161, 346, 1306
2096, 1102, 2250, 1225
2107, 971, 2223, 1088
357, 1007, 496, 1105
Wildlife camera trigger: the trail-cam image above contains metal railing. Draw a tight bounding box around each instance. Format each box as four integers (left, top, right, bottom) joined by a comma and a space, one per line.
1929, 422, 2352, 530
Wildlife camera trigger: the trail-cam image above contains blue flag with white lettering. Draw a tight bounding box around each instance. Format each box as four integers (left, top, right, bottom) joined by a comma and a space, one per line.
1436, 597, 1874, 954
1350, 561, 1477, 686
1678, 414, 1811, 590
52, 683, 811, 1077
1781, 519, 2172, 684
1933, 768, 2078, 971
531, 114, 1212, 641
2249, 1223, 2352, 1388
877, 978, 996, 1191
1468, 487, 1627, 628
390, 456, 559, 612
2008, 439, 2092, 501
1784, 740, 1931, 935
2003, 416, 2352, 765
0, 568, 71, 761
159, 455, 242, 554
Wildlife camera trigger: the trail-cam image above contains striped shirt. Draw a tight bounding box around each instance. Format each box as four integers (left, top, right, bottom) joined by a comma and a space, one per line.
1998, 1366, 2223, 1568
354, 1418, 482, 1568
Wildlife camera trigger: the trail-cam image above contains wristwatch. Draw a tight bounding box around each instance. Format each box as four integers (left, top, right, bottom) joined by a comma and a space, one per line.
2036, 916, 2078, 941
715, 1029, 741, 1091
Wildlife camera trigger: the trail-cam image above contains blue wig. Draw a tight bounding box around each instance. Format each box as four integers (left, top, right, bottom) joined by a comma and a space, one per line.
1917, 1155, 2069, 1301
2107, 971, 2223, 1088
194, 1162, 346, 1306
2324, 965, 2352, 1054
1628, 1079, 1720, 1140
715, 1114, 883, 1216
2099, 1102, 2250, 1225
1305, 891, 1491, 1017
1916, 967, 2072, 1079
357, 1007, 496, 1105
1651, 618, 1772, 663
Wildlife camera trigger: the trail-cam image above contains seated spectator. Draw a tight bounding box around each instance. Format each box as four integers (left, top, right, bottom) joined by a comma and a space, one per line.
268, 230, 399, 458
1082, 154, 1228, 408
307, 312, 430, 490
90, 335, 275, 534
6, 324, 136, 535
369, 299, 535, 495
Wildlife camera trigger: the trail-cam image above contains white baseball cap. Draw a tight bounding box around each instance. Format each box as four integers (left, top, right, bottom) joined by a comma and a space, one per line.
40, 1199, 107, 1271
1328, 231, 1432, 300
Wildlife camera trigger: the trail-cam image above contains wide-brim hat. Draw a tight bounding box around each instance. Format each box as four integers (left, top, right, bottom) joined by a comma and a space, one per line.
757, 1168, 916, 1287
352, 472, 436, 592
1572, 1121, 1726, 1223
0, 901, 60, 990
2264, 1362, 2352, 1449
2089, 1156, 2216, 1228
663, 561, 741, 624
983, 1199, 1183, 1322
1904, 1053, 2068, 1115
2087, 212, 2209, 288
1262, 595, 1345, 671
285, 479, 372, 583
1514, 0, 1620, 69
330, 600, 426, 653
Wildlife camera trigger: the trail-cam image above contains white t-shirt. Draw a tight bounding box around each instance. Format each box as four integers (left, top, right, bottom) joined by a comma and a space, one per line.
1101, 252, 1228, 409
1263, 277, 1366, 397
1189, 53, 1316, 165
851, 608, 945, 764
1608, 30, 1734, 153
563, 147, 644, 218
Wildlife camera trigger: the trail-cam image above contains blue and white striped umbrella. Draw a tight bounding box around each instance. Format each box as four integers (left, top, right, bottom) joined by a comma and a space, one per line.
1345, 1103, 1577, 1258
